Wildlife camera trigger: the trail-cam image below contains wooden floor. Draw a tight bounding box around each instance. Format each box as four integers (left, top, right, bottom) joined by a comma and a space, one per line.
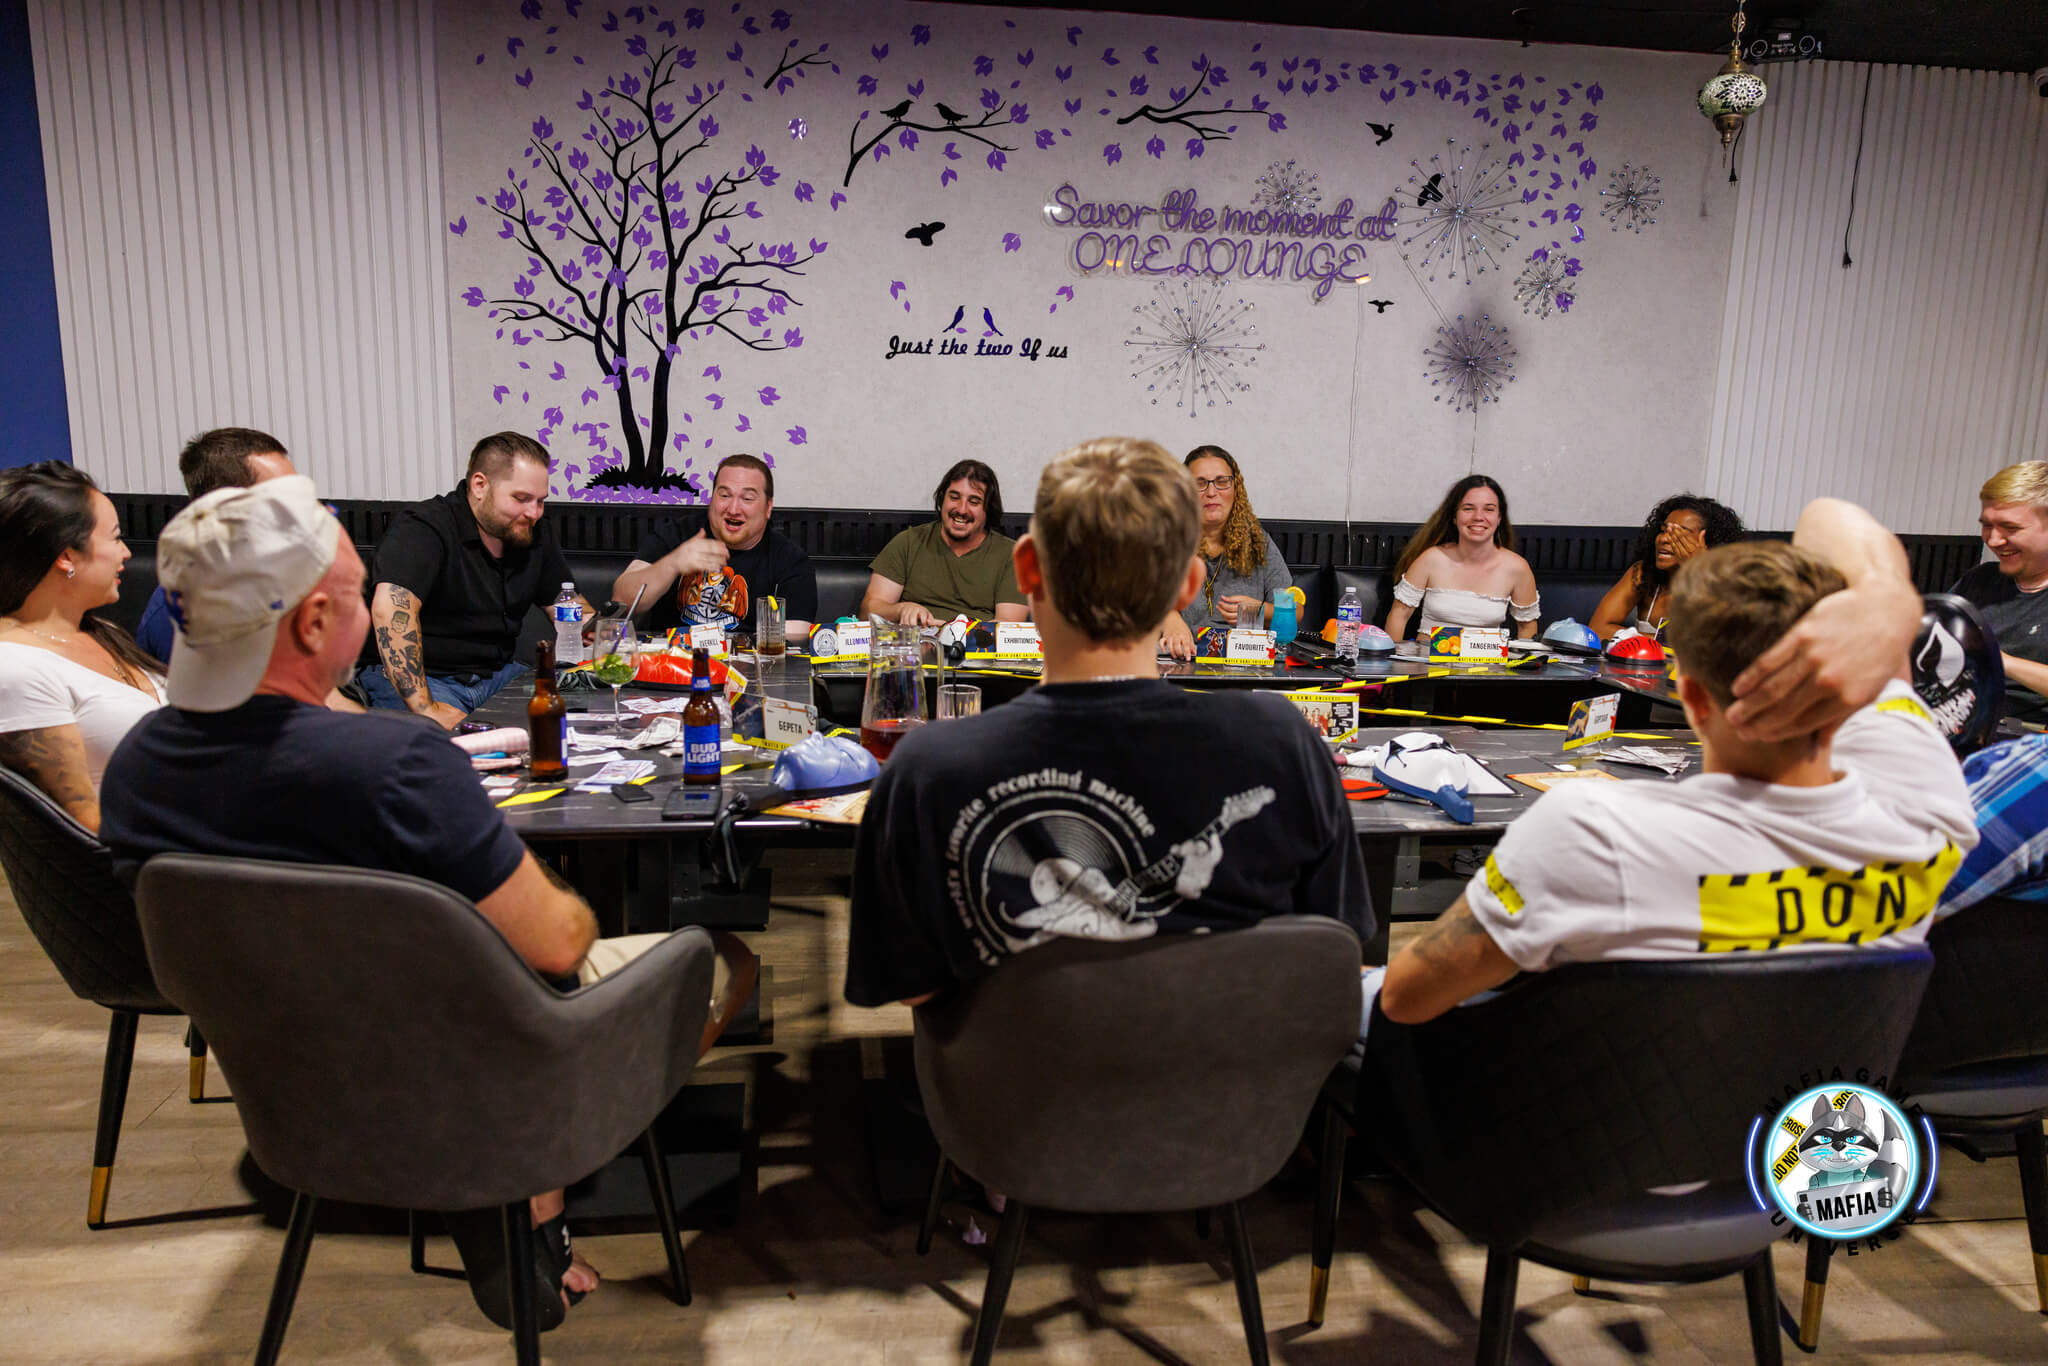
4, 849, 2045, 1364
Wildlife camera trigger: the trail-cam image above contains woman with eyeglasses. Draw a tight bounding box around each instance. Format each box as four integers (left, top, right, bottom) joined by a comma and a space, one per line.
1158, 445, 1293, 661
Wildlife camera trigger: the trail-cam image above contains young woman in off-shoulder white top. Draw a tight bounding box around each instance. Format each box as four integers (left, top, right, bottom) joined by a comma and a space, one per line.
0, 464, 165, 831
1383, 474, 1541, 642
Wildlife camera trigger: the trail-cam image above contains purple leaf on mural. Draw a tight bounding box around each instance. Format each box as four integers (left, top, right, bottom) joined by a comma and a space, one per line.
1585, 83, 1603, 105
1502, 122, 1520, 143
974, 54, 993, 76
744, 201, 763, 219
940, 168, 957, 186
786, 426, 807, 445
912, 23, 931, 45
734, 414, 751, 433
986, 148, 1006, 171
898, 128, 918, 150
980, 87, 1001, 111
758, 165, 779, 187
1127, 74, 1149, 96
1277, 78, 1293, 94
1571, 223, 1584, 242
1579, 112, 1598, 131
1185, 137, 1205, 158
1143, 135, 1164, 158
1267, 111, 1287, 132
569, 146, 589, 170
1380, 86, 1396, 103
871, 43, 888, 60
515, 67, 535, 87
1103, 143, 1122, 165
493, 385, 510, 403
581, 387, 599, 405
1009, 102, 1028, 123
758, 386, 780, 405
702, 366, 722, 382
830, 191, 847, 209
699, 114, 719, 138
1035, 128, 1055, 149
941, 142, 962, 160
1002, 232, 1022, 252
872, 143, 890, 162
462, 285, 485, 307
706, 392, 724, 409
783, 326, 804, 347
1101, 47, 1119, 65
857, 74, 877, 96
450, 216, 468, 236
1502, 94, 1522, 115
809, 237, 829, 253
794, 180, 814, 202
1064, 97, 1082, 114
747, 307, 767, 326
745, 143, 766, 170
1555, 292, 1573, 312
889, 281, 906, 299
766, 295, 788, 316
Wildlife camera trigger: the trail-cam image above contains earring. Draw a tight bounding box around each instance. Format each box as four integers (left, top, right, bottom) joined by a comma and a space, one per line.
64, 566, 75, 580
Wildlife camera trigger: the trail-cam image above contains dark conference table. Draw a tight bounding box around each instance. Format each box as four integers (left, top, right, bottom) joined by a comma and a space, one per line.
470, 658, 1690, 964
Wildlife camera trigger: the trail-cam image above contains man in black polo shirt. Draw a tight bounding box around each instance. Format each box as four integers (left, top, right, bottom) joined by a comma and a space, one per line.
611, 453, 816, 638
364, 433, 589, 725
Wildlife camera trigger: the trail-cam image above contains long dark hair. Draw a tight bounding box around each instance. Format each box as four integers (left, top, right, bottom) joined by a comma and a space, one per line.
1184, 445, 1267, 576
1395, 474, 1515, 581
0, 462, 161, 679
1633, 493, 1745, 613
932, 458, 1004, 529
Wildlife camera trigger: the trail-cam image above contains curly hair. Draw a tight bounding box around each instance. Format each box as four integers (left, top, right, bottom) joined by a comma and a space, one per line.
1185, 445, 1266, 577
1632, 494, 1745, 614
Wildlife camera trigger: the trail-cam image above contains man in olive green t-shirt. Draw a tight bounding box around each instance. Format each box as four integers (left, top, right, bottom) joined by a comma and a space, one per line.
861, 459, 1031, 625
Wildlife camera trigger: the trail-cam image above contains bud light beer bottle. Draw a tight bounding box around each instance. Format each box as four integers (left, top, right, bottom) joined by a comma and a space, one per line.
683, 646, 721, 784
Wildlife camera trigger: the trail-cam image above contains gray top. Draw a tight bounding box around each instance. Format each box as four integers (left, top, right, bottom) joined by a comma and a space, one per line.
1180, 531, 1293, 634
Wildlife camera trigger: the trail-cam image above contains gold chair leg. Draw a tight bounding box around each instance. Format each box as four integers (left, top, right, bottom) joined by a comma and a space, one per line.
1799, 1276, 1827, 1349
189, 1055, 206, 1102
88, 1166, 111, 1227
1571, 1275, 1591, 1294
1307, 1264, 1330, 1327
2033, 1252, 2048, 1314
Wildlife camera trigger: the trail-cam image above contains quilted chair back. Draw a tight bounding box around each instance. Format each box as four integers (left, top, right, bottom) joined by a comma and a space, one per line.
1897, 900, 2048, 1080
0, 765, 169, 1012
913, 915, 1363, 1213
1362, 947, 1933, 1249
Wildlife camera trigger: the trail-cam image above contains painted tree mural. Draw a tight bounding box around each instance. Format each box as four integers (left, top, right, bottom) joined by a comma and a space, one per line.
455, 3, 1615, 502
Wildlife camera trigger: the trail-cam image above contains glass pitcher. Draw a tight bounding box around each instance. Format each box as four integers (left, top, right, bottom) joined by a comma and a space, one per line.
860, 617, 945, 761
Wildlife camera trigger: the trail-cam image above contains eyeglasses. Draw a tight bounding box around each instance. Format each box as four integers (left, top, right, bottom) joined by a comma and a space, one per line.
1192, 475, 1237, 492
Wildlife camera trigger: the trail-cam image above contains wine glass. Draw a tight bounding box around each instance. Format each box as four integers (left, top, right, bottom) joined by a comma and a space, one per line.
591, 617, 639, 734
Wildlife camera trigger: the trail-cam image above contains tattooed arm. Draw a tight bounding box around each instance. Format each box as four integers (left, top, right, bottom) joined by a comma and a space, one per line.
0, 724, 101, 831
1378, 894, 1518, 1024
370, 584, 466, 729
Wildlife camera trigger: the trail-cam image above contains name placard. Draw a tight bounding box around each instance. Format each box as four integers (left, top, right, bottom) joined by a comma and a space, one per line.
1458, 627, 1508, 660
763, 696, 816, 748
686, 623, 729, 657
836, 622, 871, 657
994, 622, 1043, 657
1563, 694, 1619, 750
1225, 628, 1277, 663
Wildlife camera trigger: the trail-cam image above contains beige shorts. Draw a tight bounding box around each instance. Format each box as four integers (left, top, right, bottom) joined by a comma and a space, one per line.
574, 932, 737, 1006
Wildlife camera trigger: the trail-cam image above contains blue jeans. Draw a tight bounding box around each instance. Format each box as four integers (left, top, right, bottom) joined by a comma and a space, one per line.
359, 660, 530, 715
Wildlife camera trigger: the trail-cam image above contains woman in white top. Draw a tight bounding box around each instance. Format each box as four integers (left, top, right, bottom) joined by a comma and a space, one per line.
0, 464, 165, 831
1383, 475, 1541, 641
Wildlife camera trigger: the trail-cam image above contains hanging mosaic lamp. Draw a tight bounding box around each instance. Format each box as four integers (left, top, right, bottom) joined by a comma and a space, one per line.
1697, 0, 1767, 163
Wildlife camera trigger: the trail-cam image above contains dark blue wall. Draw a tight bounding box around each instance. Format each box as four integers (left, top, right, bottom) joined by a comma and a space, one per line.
0, 0, 71, 468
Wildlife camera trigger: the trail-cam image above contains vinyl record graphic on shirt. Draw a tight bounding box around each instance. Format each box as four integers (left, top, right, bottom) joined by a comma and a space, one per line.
959, 782, 1275, 955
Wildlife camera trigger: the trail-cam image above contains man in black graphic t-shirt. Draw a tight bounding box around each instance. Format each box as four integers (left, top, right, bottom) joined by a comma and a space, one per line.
1953, 462, 2048, 723
612, 453, 817, 637
845, 438, 1372, 1008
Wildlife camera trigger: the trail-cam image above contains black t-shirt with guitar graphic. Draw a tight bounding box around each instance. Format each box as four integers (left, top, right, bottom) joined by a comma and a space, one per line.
845, 679, 1373, 1007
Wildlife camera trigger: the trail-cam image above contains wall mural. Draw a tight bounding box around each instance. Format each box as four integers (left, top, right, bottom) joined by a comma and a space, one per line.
442, 0, 1701, 514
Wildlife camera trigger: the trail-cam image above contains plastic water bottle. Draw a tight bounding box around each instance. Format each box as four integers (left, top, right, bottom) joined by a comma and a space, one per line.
552, 582, 585, 666
1336, 587, 1363, 664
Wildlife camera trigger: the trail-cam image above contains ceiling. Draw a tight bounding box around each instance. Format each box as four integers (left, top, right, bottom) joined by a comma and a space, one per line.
963, 1, 2048, 76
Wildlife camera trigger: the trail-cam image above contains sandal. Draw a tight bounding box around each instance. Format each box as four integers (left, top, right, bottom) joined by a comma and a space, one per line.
535, 1213, 588, 1306
442, 1206, 568, 1334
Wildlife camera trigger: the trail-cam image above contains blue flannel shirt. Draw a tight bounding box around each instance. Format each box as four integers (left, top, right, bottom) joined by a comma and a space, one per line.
1939, 734, 2048, 915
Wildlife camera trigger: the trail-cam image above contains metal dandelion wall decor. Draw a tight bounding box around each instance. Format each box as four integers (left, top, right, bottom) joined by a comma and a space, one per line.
1423, 313, 1517, 411
1598, 162, 1662, 232
1396, 141, 1522, 286
1125, 278, 1264, 415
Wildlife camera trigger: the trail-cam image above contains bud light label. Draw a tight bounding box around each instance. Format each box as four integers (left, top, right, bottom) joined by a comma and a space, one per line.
685, 726, 720, 776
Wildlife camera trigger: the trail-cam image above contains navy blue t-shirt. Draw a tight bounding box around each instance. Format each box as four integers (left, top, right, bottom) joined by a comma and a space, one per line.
845, 679, 1373, 1007
101, 695, 527, 902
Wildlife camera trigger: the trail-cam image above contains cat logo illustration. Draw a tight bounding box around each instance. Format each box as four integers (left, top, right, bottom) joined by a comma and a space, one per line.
1761, 1084, 1923, 1239
679, 567, 751, 628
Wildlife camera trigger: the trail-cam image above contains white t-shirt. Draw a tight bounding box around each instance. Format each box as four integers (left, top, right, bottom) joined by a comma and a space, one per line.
0, 642, 166, 790
1466, 681, 1979, 969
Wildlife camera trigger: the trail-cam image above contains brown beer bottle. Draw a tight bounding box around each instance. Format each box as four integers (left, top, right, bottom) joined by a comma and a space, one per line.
682, 646, 721, 784
528, 640, 568, 780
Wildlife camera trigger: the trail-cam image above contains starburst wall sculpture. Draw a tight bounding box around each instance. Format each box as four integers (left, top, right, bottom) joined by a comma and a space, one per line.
1396, 141, 1522, 286
1513, 249, 1582, 320
1125, 278, 1264, 415
1252, 159, 1322, 216
1598, 162, 1662, 233
1423, 314, 1517, 412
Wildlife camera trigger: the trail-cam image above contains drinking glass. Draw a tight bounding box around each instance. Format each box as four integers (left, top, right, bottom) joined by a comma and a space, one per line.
756, 594, 787, 656
936, 683, 981, 720
591, 617, 639, 734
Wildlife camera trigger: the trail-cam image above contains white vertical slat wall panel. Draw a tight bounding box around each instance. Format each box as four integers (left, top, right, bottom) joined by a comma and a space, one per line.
27, 0, 453, 500
1704, 62, 2048, 534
